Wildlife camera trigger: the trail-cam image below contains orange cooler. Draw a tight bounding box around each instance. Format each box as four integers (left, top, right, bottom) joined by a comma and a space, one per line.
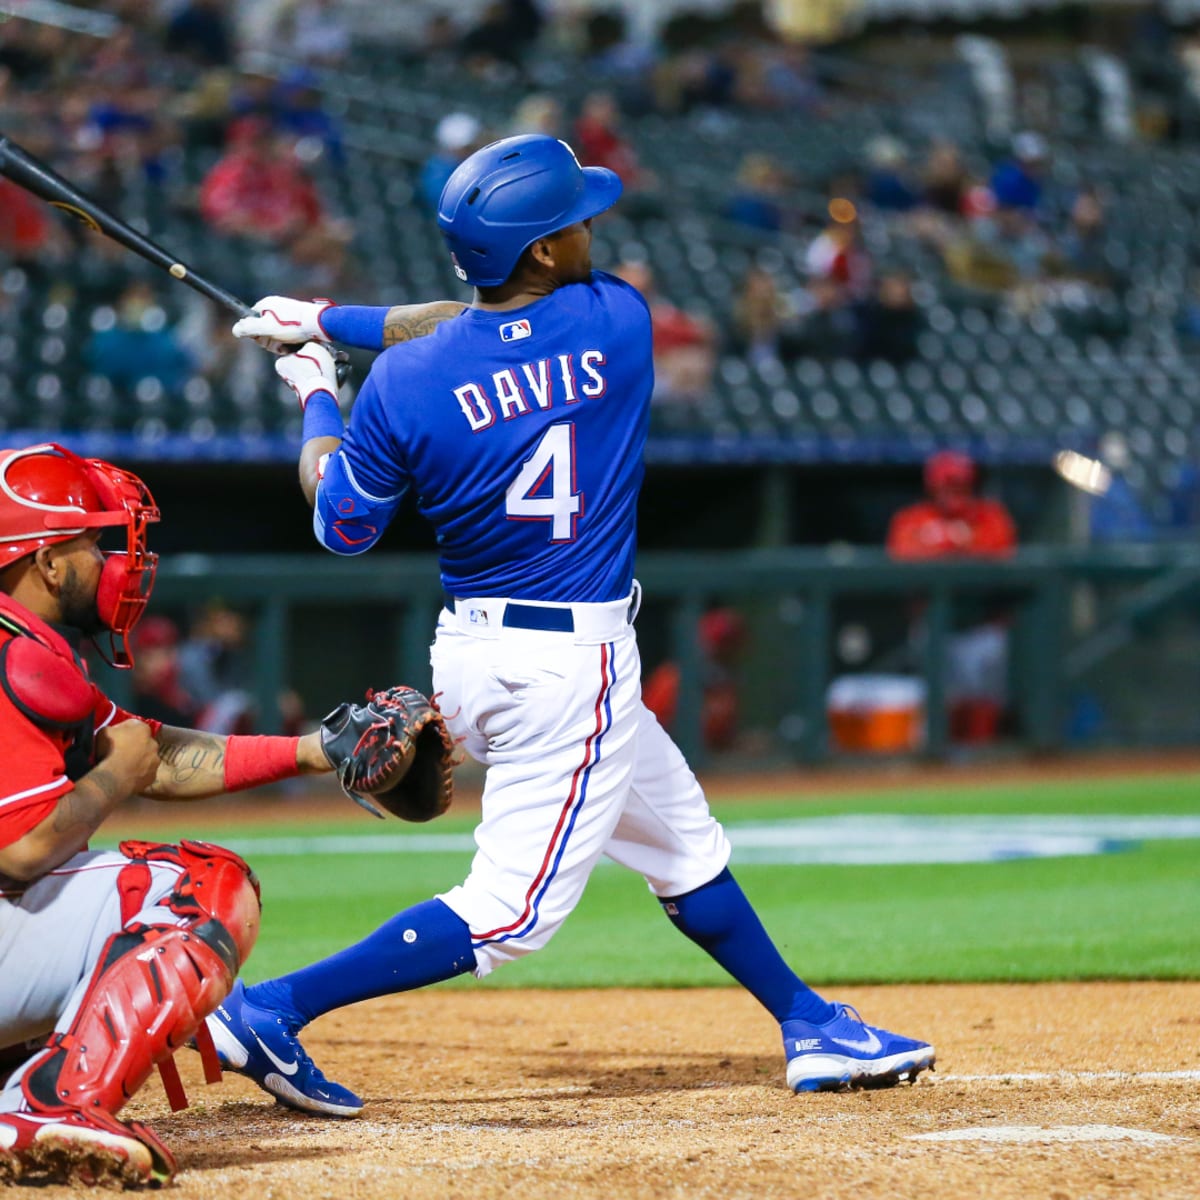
826, 675, 925, 753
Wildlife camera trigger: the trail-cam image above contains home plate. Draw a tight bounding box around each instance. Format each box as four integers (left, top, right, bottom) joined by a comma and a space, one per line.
910, 1125, 1177, 1146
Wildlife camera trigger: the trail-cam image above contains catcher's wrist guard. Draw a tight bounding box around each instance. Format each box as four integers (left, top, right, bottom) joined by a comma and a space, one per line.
320, 685, 456, 822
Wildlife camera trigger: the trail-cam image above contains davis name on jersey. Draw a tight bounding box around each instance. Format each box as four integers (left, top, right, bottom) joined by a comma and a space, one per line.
454, 351, 607, 431
313, 272, 652, 603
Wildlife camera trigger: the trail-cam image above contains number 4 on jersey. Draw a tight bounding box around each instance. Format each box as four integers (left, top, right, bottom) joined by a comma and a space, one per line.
505, 422, 582, 542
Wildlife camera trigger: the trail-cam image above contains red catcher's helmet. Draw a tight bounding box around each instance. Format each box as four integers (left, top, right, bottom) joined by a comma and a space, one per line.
0, 443, 159, 668
924, 450, 976, 495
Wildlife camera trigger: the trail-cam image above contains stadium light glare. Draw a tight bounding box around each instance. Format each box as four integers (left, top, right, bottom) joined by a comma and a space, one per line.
1053, 449, 1112, 496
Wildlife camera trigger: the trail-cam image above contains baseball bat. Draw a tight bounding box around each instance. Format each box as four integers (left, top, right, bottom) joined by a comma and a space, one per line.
0, 133, 350, 383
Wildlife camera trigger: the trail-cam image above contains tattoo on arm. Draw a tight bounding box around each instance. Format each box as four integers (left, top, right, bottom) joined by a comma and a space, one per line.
147, 731, 227, 797
53, 768, 122, 834
382, 302, 467, 347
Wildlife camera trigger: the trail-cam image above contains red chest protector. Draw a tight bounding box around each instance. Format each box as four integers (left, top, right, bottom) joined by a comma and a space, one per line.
0, 599, 97, 777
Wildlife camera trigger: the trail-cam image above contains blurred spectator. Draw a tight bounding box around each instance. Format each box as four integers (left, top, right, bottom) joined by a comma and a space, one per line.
130, 616, 197, 727
804, 208, 871, 299
271, 67, 345, 165
755, 41, 822, 112
177, 603, 307, 736
990, 131, 1048, 214
1165, 462, 1200, 532
509, 93, 563, 137
855, 271, 922, 363
887, 451, 1018, 743
199, 122, 324, 243
0, 179, 61, 264
727, 265, 802, 363
422, 13, 461, 64
580, 9, 657, 103
229, 71, 275, 126
1089, 432, 1154, 544
724, 153, 787, 234
164, 0, 234, 69
418, 112, 483, 212
574, 91, 655, 192
81, 83, 178, 188
1178, 267, 1200, 340
1054, 186, 1113, 288
642, 608, 747, 752
83, 281, 193, 395
178, 604, 256, 735
863, 136, 919, 214
285, 0, 352, 67
614, 261, 717, 403
921, 141, 973, 217
460, 0, 544, 72
287, 218, 356, 295
945, 206, 1051, 297
791, 276, 859, 360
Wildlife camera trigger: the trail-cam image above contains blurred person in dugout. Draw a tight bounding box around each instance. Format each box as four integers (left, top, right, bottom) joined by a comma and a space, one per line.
643, 609, 747, 753
176, 604, 254, 735
887, 451, 1018, 744
177, 604, 306, 738
129, 615, 197, 729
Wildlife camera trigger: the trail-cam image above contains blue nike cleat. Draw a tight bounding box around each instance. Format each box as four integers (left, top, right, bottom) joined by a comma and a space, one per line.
782, 1004, 935, 1093
205, 980, 363, 1117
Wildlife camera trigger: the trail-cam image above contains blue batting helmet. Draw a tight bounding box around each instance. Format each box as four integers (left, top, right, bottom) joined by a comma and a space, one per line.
436, 135, 623, 288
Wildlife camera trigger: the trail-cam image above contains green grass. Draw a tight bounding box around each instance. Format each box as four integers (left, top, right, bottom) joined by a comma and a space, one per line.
98, 771, 1200, 986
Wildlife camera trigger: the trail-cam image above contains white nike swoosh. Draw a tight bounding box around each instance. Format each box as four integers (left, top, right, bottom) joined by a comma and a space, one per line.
830, 1029, 883, 1055
251, 1031, 299, 1076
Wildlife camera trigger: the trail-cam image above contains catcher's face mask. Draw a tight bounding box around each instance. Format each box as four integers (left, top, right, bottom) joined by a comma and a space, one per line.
0, 443, 160, 668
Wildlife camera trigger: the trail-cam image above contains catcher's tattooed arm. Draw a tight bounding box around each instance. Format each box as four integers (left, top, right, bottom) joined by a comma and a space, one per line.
382, 301, 468, 347
145, 727, 332, 800
0, 721, 159, 881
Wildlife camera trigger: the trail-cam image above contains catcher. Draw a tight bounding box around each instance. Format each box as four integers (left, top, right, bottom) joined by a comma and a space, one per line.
0, 443, 451, 1187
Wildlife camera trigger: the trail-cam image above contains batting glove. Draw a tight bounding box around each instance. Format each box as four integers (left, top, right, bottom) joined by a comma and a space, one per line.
233, 295, 335, 346
276, 341, 339, 410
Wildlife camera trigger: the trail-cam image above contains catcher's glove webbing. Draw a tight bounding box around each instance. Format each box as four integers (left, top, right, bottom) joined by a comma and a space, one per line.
320, 685, 455, 822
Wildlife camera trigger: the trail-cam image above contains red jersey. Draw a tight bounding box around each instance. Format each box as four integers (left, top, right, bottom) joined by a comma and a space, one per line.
0, 180, 51, 255
886, 498, 1017, 560
0, 595, 157, 850
199, 152, 323, 240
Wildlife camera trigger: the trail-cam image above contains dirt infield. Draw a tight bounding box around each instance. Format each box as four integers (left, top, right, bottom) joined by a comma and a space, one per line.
51, 755, 1192, 1195
25, 982, 1166, 1198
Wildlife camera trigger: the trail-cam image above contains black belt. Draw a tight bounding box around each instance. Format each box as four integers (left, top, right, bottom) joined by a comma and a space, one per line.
444, 595, 574, 632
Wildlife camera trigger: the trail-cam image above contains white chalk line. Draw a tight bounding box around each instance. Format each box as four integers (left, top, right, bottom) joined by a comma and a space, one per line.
100, 813, 1200, 867
938, 1069, 1200, 1083
910, 1124, 1180, 1145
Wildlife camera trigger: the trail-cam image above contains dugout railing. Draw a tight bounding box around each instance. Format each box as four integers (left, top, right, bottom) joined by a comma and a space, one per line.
116, 546, 1200, 767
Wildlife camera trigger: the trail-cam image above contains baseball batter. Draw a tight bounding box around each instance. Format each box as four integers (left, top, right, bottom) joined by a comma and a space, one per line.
214, 134, 934, 1114
0, 444, 346, 1186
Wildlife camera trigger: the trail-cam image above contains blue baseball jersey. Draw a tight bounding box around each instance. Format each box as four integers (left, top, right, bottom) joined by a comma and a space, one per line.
314, 271, 652, 602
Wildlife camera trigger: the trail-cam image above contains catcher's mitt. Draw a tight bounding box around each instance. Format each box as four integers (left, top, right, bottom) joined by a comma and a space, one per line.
320, 685, 455, 822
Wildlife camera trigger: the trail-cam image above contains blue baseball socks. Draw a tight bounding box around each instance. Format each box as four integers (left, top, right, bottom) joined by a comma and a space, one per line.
245, 898, 475, 1029
660, 866, 837, 1025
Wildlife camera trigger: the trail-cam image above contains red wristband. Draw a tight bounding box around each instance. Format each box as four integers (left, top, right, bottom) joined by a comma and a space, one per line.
223, 736, 301, 792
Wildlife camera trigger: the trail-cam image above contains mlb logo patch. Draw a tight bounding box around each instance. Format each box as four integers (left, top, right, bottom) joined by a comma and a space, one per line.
500, 319, 532, 342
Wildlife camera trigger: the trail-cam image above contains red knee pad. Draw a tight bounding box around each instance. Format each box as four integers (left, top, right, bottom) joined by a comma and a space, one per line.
118, 839, 261, 966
